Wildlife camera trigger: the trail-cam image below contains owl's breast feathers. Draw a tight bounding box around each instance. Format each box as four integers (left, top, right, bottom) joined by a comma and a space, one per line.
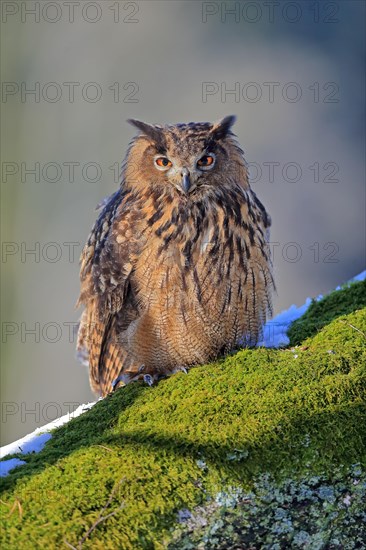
77, 184, 273, 396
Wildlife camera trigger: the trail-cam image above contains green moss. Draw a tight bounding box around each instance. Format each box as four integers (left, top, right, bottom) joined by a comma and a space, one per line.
287, 279, 366, 346
1, 301, 365, 549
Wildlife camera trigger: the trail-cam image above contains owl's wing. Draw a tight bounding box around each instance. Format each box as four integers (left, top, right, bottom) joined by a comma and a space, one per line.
76, 189, 142, 396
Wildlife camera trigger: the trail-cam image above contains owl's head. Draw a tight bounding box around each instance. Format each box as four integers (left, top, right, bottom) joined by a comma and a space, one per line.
124, 116, 248, 198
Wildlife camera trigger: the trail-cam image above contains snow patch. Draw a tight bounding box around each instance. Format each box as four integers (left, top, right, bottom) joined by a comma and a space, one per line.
0, 402, 96, 460
0, 458, 27, 478
258, 297, 312, 348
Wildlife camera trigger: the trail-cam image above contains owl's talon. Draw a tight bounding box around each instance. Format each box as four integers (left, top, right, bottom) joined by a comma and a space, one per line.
143, 374, 154, 386
112, 376, 123, 390
172, 366, 188, 375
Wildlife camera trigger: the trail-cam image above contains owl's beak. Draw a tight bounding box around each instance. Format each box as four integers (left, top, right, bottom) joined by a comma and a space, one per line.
181, 168, 191, 193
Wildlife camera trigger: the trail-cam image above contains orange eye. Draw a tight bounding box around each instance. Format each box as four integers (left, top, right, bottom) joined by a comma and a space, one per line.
155, 157, 172, 169
197, 154, 215, 169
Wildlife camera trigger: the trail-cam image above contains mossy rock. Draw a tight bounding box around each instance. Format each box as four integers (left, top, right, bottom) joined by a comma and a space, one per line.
1, 285, 365, 549
287, 279, 366, 346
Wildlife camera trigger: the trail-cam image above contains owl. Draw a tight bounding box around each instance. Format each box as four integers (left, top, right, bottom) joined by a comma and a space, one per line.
76, 116, 274, 397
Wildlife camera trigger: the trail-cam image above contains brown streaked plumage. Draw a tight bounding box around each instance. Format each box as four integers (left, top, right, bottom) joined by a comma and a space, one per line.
76, 116, 274, 396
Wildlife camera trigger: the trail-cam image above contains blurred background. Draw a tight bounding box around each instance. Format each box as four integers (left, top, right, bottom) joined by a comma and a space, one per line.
1, 0, 365, 444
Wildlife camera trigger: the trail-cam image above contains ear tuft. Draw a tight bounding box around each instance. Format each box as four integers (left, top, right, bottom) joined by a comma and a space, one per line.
127, 119, 164, 145
210, 115, 236, 140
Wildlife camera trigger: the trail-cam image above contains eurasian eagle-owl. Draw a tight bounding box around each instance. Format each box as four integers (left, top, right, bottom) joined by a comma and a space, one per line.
76, 116, 274, 396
